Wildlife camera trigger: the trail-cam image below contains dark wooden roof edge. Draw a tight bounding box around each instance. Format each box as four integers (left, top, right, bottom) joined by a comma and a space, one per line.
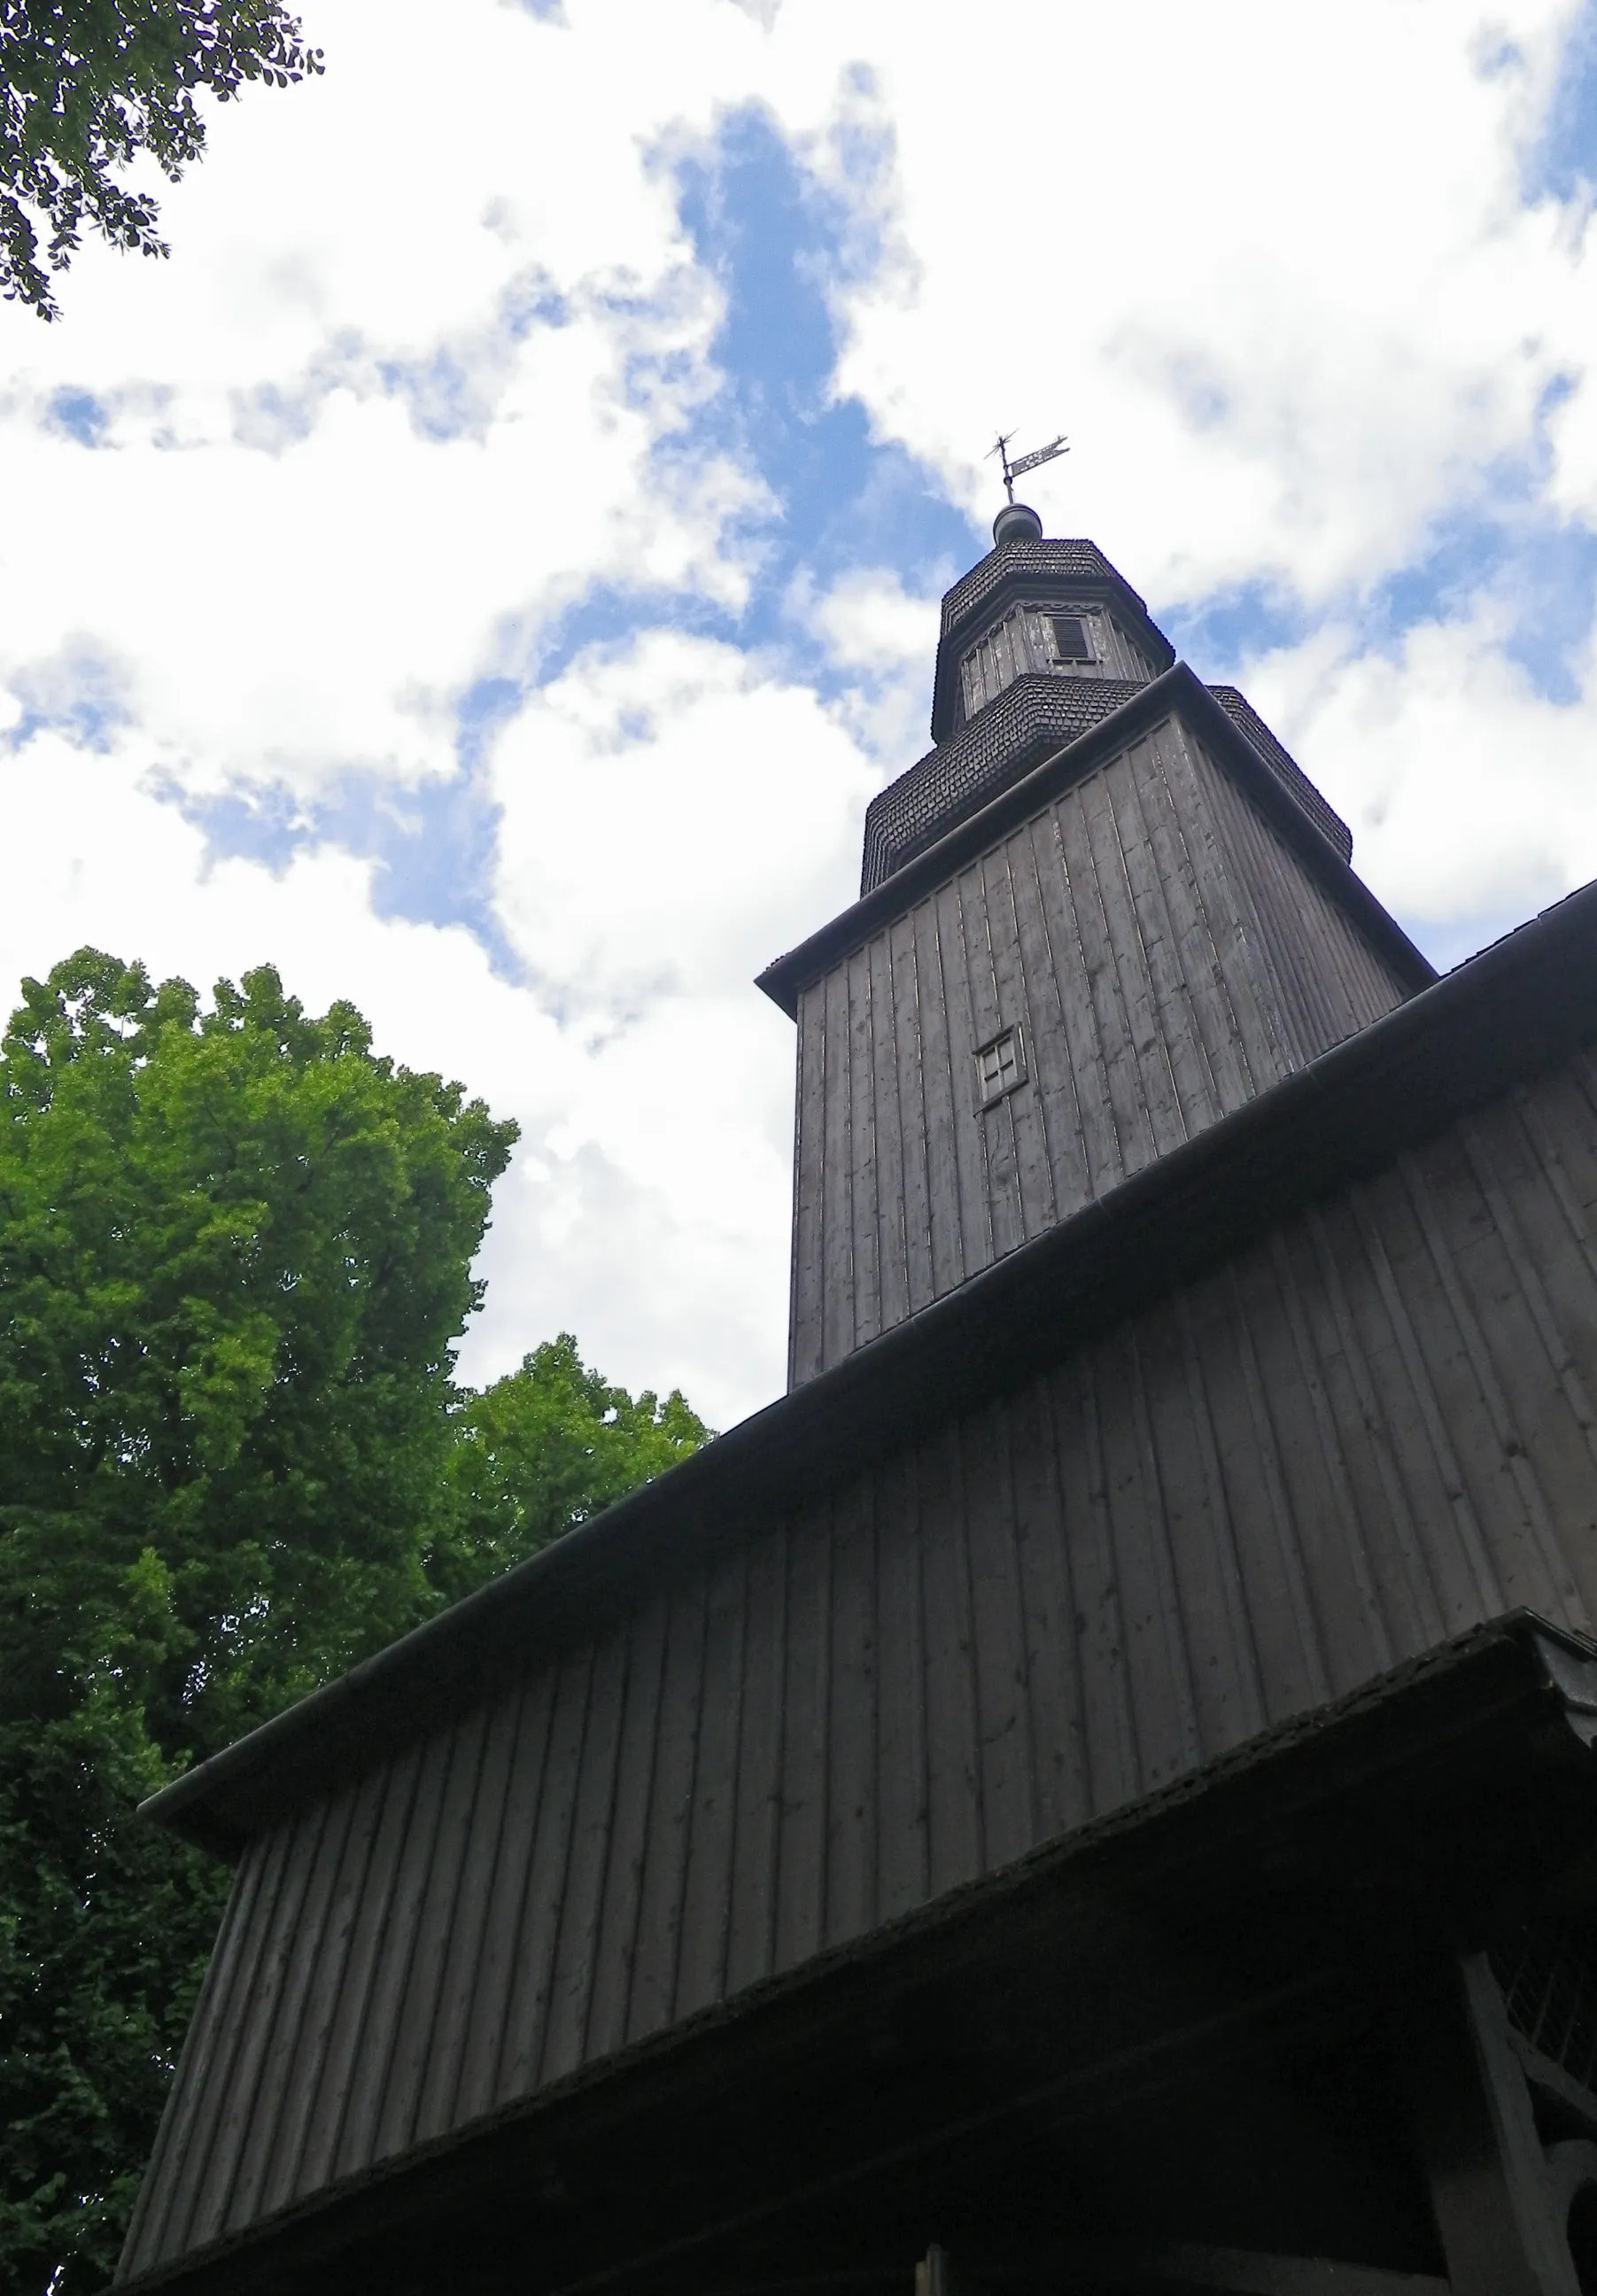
758, 663, 1436, 1020
928, 556, 1176, 741
939, 537, 1156, 638
114, 1612, 1597, 2296
143, 873, 1597, 1858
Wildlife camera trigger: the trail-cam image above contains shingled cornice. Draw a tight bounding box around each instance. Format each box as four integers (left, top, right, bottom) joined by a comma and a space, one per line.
762, 663, 1426, 1020
141, 873, 1597, 1861
858, 670, 1355, 896
938, 536, 1153, 636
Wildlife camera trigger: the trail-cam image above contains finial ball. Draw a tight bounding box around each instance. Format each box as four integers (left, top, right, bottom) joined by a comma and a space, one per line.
993, 501, 1043, 547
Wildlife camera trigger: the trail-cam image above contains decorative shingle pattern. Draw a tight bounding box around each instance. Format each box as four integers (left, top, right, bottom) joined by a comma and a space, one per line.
1208, 686, 1353, 864
861, 676, 1144, 892
940, 539, 1145, 640
861, 677, 1356, 895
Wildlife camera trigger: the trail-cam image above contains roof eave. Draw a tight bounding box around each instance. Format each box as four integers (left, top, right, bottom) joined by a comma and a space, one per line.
118, 1612, 1597, 2295
143, 871, 1597, 1858
758, 662, 1433, 1020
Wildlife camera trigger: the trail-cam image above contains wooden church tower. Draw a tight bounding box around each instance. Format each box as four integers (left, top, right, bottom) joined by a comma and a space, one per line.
773, 500, 1420, 1385
115, 504, 1597, 2296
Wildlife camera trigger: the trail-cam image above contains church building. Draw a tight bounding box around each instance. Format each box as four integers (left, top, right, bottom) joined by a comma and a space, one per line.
114, 502, 1597, 2296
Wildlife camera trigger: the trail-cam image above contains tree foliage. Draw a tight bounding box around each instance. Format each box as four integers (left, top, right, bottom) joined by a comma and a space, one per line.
0, 949, 709, 2294
1, 1, 322, 320
430, 1332, 709, 1602
0, 948, 516, 1755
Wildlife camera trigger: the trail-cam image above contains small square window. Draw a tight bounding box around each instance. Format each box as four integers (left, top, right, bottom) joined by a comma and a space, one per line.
975, 1026, 1027, 1109
1050, 614, 1094, 663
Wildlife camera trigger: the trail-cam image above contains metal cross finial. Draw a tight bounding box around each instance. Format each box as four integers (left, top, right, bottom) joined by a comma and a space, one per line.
987, 428, 1069, 504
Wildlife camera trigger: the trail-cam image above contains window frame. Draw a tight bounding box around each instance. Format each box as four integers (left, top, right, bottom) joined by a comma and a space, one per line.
974, 1025, 1028, 1111
1050, 612, 1095, 664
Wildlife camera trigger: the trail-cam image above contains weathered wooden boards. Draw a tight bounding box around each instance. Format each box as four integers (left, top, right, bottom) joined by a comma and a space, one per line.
929, 535, 1170, 744
957, 600, 1159, 718
120, 1039, 1597, 2281
792, 711, 1414, 1385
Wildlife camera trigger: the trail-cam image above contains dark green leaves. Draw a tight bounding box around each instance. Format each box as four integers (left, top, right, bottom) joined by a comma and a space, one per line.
1, 1, 325, 319
0, 948, 520, 1751
430, 1333, 714, 1603
0, 947, 709, 2292
0, 946, 514, 2290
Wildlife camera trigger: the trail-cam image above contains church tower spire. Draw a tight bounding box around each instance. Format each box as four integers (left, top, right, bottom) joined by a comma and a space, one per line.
760, 512, 1433, 1390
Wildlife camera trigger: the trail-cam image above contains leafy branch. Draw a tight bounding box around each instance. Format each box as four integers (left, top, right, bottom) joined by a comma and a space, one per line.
0, 0, 322, 319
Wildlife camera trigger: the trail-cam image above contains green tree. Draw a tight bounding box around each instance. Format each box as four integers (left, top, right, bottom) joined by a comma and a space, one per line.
0, 949, 516, 1758
430, 1333, 712, 1602
2, 1, 322, 321
0, 948, 709, 2295
0, 947, 516, 2290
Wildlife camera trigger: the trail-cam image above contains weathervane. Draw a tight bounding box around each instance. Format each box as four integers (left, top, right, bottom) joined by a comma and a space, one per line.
988, 428, 1069, 504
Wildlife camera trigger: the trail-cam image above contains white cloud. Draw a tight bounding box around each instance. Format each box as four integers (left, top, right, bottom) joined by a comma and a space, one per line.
0, 280, 752, 800
804, 0, 1593, 601
0, 0, 787, 805
0, 715, 794, 1429
490, 628, 874, 1005
800, 567, 943, 760
1238, 606, 1597, 931
747, 0, 1597, 963
5, 0, 1597, 1427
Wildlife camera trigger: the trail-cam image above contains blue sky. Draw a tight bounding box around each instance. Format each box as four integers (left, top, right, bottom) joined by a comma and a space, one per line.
1529, 0, 1597, 196
4, 0, 1597, 1421
176, 100, 976, 965
164, 23, 1597, 977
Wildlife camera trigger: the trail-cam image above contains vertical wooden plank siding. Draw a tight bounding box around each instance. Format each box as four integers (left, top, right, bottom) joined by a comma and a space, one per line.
121, 1048, 1597, 2283
371, 1706, 492, 2168
576, 1600, 665, 2067
411, 1683, 529, 2144
918, 1423, 986, 1896
981, 847, 1058, 1244
872, 1449, 930, 1920
249, 1765, 390, 2218
913, 894, 966, 1304
847, 948, 882, 1353
540, 1628, 632, 2081
818, 963, 855, 1381
121, 1823, 290, 2270
957, 606, 1159, 718
788, 711, 1415, 1383
1192, 737, 1408, 1059
938, 873, 996, 1279
868, 931, 911, 1341
492, 1649, 593, 2105
442, 1671, 557, 2131
788, 981, 828, 1386
622, 1585, 706, 2045
724, 1528, 787, 1997
773, 1502, 831, 1975
888, 913, 935, 1321
673, 1547, 749, 2022
826, 1479, 880, 1945
182, 1801, 337, 2252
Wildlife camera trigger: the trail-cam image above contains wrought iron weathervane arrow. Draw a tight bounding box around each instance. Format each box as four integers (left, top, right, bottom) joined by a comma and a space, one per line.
988, 428, 1069, 504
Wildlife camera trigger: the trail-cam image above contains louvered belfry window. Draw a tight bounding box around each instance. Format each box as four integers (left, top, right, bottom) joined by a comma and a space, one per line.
1051, 613, 1093, 663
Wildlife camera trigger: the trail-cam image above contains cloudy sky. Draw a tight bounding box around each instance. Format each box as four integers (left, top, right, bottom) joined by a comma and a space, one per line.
3, 0, 1596, 1431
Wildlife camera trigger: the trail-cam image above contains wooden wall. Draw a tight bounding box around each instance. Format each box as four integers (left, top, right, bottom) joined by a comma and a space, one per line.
957, 601, 1158, 718
120, 1046, 1597, 2284
789, 710, 1414, 1385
